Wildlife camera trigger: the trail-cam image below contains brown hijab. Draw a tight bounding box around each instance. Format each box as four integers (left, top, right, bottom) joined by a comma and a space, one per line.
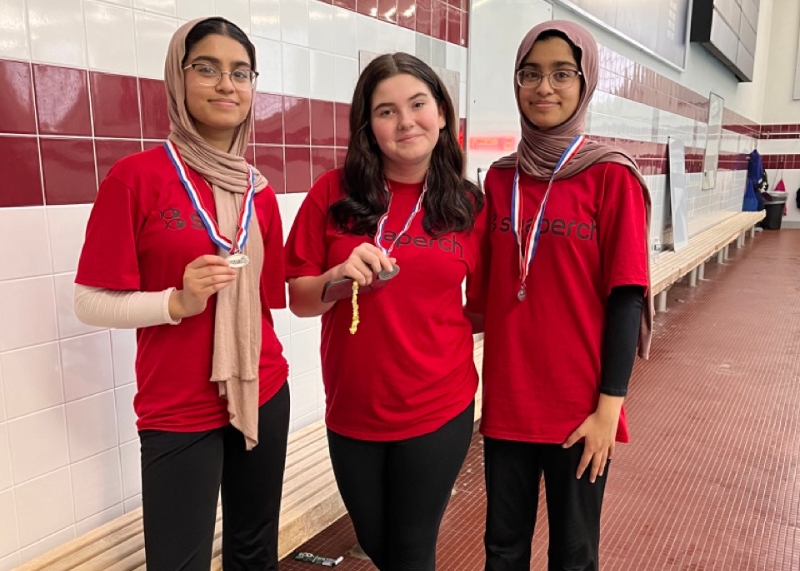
166, 18, 266, 449
494, 20, 654, 358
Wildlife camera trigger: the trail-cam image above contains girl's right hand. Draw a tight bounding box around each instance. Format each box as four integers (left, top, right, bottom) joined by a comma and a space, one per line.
332, 244, 395, 286
169, 255, 237, 319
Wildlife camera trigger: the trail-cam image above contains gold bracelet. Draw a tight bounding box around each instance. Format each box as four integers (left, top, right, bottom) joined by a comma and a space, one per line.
349, 281, 360, 334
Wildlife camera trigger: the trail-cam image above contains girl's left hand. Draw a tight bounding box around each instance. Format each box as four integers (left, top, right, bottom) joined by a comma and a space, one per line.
562, 395, 623, 483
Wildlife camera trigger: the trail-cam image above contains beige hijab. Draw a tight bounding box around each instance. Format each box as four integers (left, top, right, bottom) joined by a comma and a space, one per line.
493, 20, 654, 358
166, 18, 267, 449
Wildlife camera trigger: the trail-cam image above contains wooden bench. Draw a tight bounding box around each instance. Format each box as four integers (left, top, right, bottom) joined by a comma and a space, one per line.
16, 339, 486, 571
650, 211, 765, 312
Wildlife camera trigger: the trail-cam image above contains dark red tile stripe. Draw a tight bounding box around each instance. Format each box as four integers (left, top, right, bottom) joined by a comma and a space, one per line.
761, 154, 800, 170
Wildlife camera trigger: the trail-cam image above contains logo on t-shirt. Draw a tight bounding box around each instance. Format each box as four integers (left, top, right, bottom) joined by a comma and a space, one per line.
381, 230, 464, 258
491, 214, 597, 242
160, 209, 205, 231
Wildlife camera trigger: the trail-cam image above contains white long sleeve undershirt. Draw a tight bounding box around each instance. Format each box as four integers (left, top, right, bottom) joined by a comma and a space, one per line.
73, 284, 182, 329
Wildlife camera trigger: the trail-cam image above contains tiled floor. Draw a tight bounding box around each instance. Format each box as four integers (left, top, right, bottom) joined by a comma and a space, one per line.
280, 229, 800, 571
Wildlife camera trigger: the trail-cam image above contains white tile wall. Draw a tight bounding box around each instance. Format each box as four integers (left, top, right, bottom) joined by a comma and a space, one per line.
70, 448, 123, 521
114, 383, 137, 443
54, 273, 101, 339
250, 0, 281, 40
0, 424, 13, 491
84, 1, 138, 75
27, 0, 87, 67
252, 35, 283, 93
1, 342, 63, 420
133, 10, 177, 79
110, 329, 137, 387
47, 205, 92, 275
134, 0, 176, 17
0, 489, 20, 557
119, 439, 141, 500
61, 331, 114, 402
0, 363, 6, 422
0, 277, 58, 352
282, 43, 310, 97
308, 2, 335, 53
8, 405, 70, 483
0, 207, 52, 282
281, 0, 309, 47
65, 391, 118, 462
176, 0, 213, 21
216, 0, 251, 32
0, 0, 30, 60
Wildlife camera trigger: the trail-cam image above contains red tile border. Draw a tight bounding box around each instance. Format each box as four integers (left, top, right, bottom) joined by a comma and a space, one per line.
139, 78, 170, 140
33, 64, 92, 136
40, 138, 97, 205
254, 92, 284, 145
285, 146, 312, 193
0, 59, 36, 135
284, 96, 311, 146
254, 144, 286, 194
0, 136, 43, 207
90, 72, 142, 139
95, 139, 142, 182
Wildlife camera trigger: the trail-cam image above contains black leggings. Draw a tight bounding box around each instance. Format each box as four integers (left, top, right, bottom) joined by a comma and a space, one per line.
139, 382, 290, 571
483, 438, 608, 571
327, 402, 475, 571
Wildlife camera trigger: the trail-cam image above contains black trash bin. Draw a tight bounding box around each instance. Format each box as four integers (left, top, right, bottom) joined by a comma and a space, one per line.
761, 192, 787, 230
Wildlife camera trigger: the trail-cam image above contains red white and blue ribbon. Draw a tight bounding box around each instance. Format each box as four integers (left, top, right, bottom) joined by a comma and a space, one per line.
375, 179, 427, 257
511, 134, 585, 296
164, 140, 255, 254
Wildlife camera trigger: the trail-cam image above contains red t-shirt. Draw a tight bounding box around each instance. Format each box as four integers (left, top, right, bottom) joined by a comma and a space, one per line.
469, 162, 648, 444
75, 146, 288, 433
285, 169, 485, 441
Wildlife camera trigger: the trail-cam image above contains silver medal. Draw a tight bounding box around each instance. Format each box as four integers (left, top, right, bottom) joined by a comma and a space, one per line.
227, 253, 250, 268
517, 287, 526, 301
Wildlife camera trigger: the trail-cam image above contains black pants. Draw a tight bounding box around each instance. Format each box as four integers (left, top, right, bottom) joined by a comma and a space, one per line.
483, 438, 608, 571
327, 402, 475, 571
139, 381, 290, 571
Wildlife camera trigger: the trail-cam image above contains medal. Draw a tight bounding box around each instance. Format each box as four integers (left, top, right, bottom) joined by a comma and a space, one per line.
378, 265, 400, 280
511, 134, 585, 301
164, 141, 256, 267
226, 252, 250, 268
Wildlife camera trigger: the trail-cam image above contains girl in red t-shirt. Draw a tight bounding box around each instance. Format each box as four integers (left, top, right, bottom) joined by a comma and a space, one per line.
285, 53, 485, 571
74, 17, 288, 570
468, 21, 654, 571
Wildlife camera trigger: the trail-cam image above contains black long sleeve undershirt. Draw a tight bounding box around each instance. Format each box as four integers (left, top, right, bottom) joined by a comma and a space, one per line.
599, 285, 646, 397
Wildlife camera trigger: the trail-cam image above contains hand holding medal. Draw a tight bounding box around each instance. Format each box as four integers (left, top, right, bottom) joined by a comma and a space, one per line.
168, 254, 237, 319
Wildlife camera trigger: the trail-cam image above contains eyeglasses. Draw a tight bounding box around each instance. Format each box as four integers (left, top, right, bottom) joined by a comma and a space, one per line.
183, 63, 259, 90
515, 68, 582, 90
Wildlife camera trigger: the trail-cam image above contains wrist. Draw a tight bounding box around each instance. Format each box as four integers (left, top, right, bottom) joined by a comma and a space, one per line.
168, 288, 188, 320
596, 394, 624, 419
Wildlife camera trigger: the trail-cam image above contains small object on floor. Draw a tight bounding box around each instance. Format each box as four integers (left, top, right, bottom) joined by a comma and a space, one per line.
293, 551, 344, 567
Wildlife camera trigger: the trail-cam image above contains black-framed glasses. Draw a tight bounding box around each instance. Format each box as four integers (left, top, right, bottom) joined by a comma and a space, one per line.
515, 68, 582, 90
183, 63, 259, 90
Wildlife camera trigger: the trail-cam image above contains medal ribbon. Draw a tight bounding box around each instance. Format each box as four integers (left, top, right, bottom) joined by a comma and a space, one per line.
164, 140, 256, 254
374, 179, 427, 256
511, 134, 585, 291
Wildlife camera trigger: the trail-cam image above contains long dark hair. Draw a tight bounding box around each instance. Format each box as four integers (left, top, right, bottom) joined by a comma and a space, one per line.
182, 17, 256, 70
329, 52, 482, 236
